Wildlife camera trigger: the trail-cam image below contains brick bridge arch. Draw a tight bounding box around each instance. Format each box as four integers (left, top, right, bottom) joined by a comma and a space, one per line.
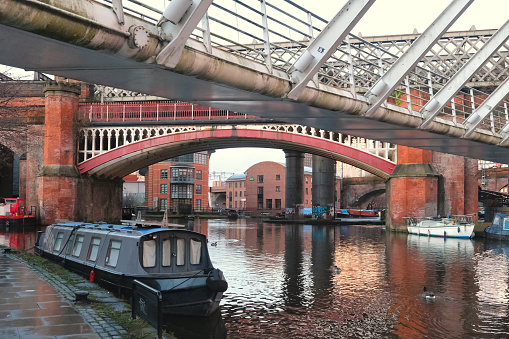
77, 124, 397, 179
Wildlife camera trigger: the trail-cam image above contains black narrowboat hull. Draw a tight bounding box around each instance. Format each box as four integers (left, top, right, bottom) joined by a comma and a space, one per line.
36, 247, 224, 316
0, 216, 36, 227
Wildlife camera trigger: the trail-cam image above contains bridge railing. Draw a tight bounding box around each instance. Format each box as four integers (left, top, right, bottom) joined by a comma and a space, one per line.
96, 0, 509, 135
78, 101, 259, 122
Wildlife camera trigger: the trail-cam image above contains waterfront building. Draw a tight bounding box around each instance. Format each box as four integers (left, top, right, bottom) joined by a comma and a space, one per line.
225, 174, 247, 210
145, 152, 210, 214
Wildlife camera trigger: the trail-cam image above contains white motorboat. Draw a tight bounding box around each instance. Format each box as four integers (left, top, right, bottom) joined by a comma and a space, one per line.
404, 214, 475, 238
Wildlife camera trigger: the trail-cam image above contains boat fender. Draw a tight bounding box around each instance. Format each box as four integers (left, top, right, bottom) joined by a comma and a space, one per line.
206, 269, 228, 292
458, 226, 460, 233
89, 269, 95, 283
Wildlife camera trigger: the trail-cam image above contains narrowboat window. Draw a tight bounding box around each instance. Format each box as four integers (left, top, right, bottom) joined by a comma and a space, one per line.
87, 237, 101, 261
72, 234, 85, 257
143, 240, 156, 267
106, 240, 121, 267
190, 239, 202, 265
162, 239, 171, 266
53, 232, 64, 252
176, 238, 185, 266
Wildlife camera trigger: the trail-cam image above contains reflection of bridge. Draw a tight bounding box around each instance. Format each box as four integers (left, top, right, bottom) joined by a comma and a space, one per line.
0, 0, 507, 162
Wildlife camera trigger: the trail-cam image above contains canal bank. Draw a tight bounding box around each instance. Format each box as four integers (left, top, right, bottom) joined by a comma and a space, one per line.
0, 246, 168, 339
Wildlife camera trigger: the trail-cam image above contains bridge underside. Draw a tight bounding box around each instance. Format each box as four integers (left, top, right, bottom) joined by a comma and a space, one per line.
0, 24, 508, 162
78, 129, 395, 180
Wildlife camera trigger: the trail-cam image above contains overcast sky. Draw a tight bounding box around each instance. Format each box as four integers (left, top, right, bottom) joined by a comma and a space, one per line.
210, 0, 508, 175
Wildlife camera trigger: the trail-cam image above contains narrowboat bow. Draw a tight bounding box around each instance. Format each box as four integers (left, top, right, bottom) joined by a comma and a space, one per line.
35, 222, 228, 316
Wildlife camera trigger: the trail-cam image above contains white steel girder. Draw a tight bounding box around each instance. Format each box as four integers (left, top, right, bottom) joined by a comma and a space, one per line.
286, 0, 375, 100
420, 19, 509, 129
156, 0, 213, 68
468, 76, 509, 141
363, 0, 474, 118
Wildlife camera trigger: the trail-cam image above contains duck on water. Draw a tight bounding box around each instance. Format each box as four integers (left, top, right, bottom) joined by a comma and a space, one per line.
35, 222, 228, 317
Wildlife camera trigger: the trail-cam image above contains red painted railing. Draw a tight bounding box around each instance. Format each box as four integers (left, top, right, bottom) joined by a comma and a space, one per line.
78, 101, 259, 122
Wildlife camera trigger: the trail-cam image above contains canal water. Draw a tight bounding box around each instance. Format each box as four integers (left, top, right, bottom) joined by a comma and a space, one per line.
2, 219, 509, 338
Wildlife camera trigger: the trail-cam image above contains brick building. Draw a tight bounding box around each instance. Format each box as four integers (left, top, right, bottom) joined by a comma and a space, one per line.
145, 152, 210, 214
240, 161, 341, 216
225, 174, 247, 210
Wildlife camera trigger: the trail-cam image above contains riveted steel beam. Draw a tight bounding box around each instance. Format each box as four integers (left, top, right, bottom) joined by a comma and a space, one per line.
363, 0, 474, 118
420, 19, 509, 129
286, 0, 375, 100
156, 0, 213, 68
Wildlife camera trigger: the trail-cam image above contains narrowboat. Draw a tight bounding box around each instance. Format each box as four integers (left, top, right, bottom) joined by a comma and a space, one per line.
404, 214, 475, 238
35, 222, 228, 316
0, 197, 36, 227
485, 213, 509, 240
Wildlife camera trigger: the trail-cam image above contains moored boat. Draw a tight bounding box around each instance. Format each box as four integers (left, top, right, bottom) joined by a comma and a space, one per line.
485, 213, 509, 240
404, 214, 475, 238
0, 198, 36, 227
35, 222, 227, 316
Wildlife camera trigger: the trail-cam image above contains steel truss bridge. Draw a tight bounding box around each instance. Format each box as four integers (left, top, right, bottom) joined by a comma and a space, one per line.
0, 0, 508, 163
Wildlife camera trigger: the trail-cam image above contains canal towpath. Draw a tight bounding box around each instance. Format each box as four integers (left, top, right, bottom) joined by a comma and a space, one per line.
0, 247, 163, 339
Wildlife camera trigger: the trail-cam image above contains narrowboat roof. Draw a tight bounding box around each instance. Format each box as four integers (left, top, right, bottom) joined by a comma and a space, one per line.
51, 222, 194, 237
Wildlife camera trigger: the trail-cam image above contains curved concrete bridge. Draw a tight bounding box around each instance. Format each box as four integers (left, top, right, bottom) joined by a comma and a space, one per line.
0, 0, 507, 163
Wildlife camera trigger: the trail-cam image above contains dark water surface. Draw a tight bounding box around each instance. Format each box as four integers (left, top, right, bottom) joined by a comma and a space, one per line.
3, 219, 509, 338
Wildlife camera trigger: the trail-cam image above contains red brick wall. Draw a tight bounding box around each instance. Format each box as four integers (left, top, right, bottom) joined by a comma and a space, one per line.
245, 162, 286, 214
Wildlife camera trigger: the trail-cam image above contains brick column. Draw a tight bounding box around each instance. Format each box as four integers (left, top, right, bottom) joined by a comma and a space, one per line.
386, 146, 440, 231
38, 81, 81, 225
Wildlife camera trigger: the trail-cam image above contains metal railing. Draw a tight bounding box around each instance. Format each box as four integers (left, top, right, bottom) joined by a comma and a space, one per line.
93, 0, 509, 136
79, 101, 258, 122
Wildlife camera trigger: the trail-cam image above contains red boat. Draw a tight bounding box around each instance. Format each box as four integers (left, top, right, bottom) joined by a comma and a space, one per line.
0, 198, 36, 227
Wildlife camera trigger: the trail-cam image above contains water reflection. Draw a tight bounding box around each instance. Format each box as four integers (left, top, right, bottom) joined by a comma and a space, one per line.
5, 220, 509, 338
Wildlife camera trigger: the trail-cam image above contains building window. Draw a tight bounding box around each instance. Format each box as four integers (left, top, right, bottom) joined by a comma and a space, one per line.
196, 184, 202, 195
160, 184, 168, 194
257, 175, 264, 183
240, 191, 242, 197
266, 199, 272, 209
160, 198, 167, 211
275, 199, 281, 209
196, 170, 202, 180
257, 187, 263, 209
235, 182, 238, 188
306, 177, 308, 184
306, 187, 308, 195
171, 167, 194, 182
235, 191, 238, 197
229, 183, 232, 188
276, 186, 280, 192
235, 201, 237, 208
276, 174, 280, 180
196, 199, 201, 211
160, 169, 168, 179
171, 184, 193, 199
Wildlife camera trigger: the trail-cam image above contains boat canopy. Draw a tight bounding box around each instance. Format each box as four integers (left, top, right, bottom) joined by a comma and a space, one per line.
486, 213, 509, 236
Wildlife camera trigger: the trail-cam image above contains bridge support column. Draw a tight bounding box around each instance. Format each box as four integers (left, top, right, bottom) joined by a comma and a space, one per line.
311, 155, 336, 220
386, 146, 440, 231
433, 152, 478, 218
38, 81, 81, 225
285, 151, 304, 218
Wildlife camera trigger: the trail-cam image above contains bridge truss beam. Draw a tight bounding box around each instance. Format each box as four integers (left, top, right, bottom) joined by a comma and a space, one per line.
286, 0, 375, 100
364, 0, 474, 118
420, 19, 509, 129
